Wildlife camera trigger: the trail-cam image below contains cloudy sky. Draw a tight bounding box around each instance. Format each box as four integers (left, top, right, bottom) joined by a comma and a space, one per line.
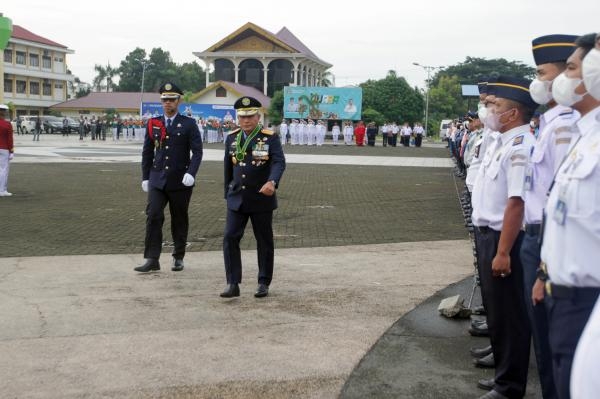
3, 0, 599, 89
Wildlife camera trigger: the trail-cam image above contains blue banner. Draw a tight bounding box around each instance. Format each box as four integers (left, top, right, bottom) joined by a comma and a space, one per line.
141, 103, 235, 122
283, 86, 363, 120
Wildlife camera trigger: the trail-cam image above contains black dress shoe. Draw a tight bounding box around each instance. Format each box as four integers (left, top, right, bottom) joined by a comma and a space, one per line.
172, 258, 184, 271
134, 259, 160, 272
469, 322, 489, 337
254, 284, 269, 298
473, 352, 495, 368
477, 378, 495, 391
470, 344, 493, 358
478, 390, 509, 399
471, 318, 487, 328
220, 284, 240, 298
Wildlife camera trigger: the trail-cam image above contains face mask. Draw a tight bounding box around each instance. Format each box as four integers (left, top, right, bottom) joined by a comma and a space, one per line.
530, 120, 536, 128
583, 48, 600, 101
478, 106, 488, 121
529, 78, 553, 105
486, 108, 514, 132
552, 72, 586, 107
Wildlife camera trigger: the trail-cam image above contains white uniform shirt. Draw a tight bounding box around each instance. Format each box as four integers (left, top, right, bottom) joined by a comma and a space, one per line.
524, 106, 580, 224
464, 128, 483, 168
471, 125, 535, 230
392, 124, 399, 134
541, 106, 600, 287
571, 297, 600, 398
466, 127, 494, 192
280, 122, 288, 135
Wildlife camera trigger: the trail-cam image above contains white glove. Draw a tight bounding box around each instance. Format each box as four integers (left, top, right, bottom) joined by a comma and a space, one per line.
8, 153, 14, 161
182, 173, 195, 187
141, 180, 149, 192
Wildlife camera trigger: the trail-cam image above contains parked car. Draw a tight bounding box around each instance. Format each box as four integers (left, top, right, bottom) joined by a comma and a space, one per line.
65, 117, 80, 133
439, 119, 453, 139
41, 116, 64, 134
13, 116, 38, 134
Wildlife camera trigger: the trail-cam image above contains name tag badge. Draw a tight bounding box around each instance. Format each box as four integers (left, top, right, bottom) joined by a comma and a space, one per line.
553, 188, 568, 225
524, 167, 533, 191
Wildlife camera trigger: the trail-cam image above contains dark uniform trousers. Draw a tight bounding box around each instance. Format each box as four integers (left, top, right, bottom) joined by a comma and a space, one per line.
415, 134, 423, 147
519, 226, 557, 399
144, 187, 192, 260
223, 209, 274, 285
476, 227, 530, 399
546, 285, 600, 399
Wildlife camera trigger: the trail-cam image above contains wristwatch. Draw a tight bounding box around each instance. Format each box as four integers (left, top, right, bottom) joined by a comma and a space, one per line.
536, 267, 548, 282
270, 180, 277, 187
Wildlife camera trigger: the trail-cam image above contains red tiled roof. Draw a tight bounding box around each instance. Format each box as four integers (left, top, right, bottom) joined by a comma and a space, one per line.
11, 25, 68, 49
50, 92, 161, 110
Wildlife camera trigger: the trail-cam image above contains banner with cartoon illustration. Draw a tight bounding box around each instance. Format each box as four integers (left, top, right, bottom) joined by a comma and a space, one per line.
141, 103, 235, 122
283, 86, 363, 120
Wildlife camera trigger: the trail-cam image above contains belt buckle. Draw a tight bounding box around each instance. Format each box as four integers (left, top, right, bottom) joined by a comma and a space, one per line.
545, 281, 552, 296
521, 223, 526, 232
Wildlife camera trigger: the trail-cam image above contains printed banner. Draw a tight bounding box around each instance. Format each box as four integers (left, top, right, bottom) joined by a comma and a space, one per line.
141, 103, 235, 122
283, 86, 363, 120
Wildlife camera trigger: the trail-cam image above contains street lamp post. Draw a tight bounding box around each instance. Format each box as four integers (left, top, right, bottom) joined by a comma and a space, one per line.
413, 62, 443, 137
138, 60, 153, 117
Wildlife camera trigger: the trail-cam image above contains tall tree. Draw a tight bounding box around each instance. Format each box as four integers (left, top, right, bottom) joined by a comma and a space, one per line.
93, 63, 118, 92
360, 70, 424, 123
319, 71, 333, 87
267, 90, 284, 125
431, 56, 536, 86
144, 48, 178, 93
177, 61, 206, 93
115, 48, 148, 92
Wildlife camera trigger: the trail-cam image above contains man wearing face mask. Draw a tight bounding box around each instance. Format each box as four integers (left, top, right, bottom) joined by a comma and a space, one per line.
471, 76, 538, 399
539, 33, 600, 399
570, 32, 600, 399
520, 34, 580, 399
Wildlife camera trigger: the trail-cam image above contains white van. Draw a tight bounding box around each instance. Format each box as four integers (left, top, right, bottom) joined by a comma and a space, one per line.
14, 116, 38, 134
439, 119, 453, 139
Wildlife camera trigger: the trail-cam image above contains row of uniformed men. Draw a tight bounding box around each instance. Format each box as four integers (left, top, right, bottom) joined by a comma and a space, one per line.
463, 33, 600, 399
279, 119, 354, 145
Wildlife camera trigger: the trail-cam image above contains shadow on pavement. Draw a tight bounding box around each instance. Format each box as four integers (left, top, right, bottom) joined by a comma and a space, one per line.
340, 277, 542, 399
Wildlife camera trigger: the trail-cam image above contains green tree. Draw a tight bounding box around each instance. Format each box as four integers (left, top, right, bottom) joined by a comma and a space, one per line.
144, 48, 178, 93
267, 90, 284, 125
115, 48, 147, 92
431, 56, 536, 86
319, 71, 333, 87
93, 63, 118, 92
177, 61, 206, 93
360, 70, 424, 123
361, 108, 385, 126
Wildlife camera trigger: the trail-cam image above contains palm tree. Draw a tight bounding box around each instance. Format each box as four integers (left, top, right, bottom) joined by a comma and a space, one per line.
93, 63, 119, 92
319, 71, 333, 87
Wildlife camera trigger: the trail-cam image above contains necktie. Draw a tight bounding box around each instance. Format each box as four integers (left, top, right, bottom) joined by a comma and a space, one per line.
167, 118, 172, 129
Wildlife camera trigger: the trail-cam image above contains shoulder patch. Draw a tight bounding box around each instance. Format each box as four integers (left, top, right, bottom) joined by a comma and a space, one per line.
261, 128, 274, 135
228, 128, 241, 135
556, 137, 572, 145
554, 126, 573, 135
512, 135, 524, 146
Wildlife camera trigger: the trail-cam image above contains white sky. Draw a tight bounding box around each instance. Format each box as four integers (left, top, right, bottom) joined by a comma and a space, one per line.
3, 0, 599, 90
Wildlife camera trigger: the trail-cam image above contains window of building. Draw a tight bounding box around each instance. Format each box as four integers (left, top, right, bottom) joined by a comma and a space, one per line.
4, 78, 12, 93
43, 81, 52, 96
29, 53, 39, 67
216, 87, 227, 97
42, 55, 51, 69
54, 56, 64, 62
30, 81, 40, 95
16, 51, 26, 65
3, 49, 12, 63
16, 80, 26, 94
54, 83, 63, 89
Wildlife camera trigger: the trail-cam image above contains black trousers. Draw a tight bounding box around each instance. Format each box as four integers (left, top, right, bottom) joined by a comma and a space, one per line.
144, 186, 192, 260
547, 287, 599, 399
476, 228, 530, 399
415, 134, 422, 147
223, 209, 274, 286
382, 135, 387, 146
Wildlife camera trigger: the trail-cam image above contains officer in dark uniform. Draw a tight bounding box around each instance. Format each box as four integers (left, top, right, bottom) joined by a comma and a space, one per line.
135, 82, 203, 273
220, 96, 286, 298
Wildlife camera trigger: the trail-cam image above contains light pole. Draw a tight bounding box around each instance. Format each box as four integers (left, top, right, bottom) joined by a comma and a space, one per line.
138, 59, 153, 117
413, 62, 443, 137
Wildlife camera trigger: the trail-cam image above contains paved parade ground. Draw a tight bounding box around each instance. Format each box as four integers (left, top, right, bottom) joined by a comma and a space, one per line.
0, 135, 541, 398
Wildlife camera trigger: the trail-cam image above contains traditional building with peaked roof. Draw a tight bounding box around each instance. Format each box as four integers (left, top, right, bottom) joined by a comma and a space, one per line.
194, 22, 332, 98
2, 24, 74, 116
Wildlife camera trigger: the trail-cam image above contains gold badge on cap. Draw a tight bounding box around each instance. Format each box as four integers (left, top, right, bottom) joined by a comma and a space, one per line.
165, 83, 172, 90
242, 98, 250, 106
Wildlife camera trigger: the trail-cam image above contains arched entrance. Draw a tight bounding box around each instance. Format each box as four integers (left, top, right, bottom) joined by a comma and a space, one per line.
267, 59, 293, 96
214, 59, 235, 82
238, 59, 264, 93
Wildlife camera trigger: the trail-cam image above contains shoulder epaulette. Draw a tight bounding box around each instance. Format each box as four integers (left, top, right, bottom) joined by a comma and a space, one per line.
559, 110, 574, 117
261, 128, 274, 135
512, 135, 524, 146
228, 128, 241, 135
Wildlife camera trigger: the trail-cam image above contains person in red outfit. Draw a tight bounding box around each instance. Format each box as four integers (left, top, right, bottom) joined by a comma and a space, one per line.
0, 104, 14, 196
354, 121, 366, 146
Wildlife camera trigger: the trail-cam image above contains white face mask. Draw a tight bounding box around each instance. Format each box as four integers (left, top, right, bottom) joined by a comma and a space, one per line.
583, 48, 600, 101
486, 108, 514, 132
478, 105, 489, 121
552, 72, 586, 107
529, 78, 553, 105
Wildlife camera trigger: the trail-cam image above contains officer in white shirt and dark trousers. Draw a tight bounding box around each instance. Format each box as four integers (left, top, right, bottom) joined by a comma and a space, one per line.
471, 76, 537, 399
521, 34, 579, 399
570, 31, 600, 399
539, 33, 600, 399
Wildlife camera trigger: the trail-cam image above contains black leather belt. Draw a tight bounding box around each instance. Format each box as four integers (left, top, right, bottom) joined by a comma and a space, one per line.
546, 283, 600, 301
523, 223, 541, 235
475, 226, 490, 233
